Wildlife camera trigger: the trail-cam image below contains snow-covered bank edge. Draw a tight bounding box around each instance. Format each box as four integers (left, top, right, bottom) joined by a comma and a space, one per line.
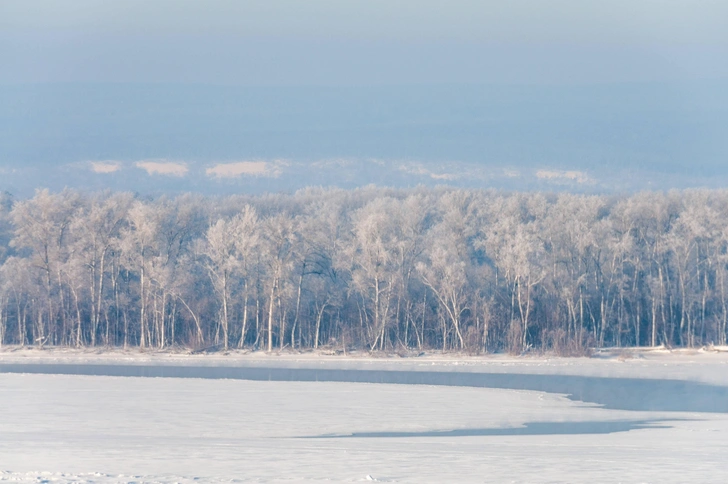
2, 345, 728, 385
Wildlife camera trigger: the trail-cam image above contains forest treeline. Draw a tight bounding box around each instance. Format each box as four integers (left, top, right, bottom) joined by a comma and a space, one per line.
0, 186, 727, 354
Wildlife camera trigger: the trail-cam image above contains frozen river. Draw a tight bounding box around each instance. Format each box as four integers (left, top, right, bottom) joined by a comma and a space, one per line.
1, 354, 727, 483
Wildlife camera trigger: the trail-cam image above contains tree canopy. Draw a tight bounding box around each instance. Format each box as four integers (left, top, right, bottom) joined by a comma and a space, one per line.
0, 187, 726, 354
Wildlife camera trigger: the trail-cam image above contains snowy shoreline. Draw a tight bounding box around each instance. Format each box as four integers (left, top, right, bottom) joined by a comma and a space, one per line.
2, 345, 728, 384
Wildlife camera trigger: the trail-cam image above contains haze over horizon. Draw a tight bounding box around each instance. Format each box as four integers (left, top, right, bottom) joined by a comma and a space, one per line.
1, 1, 727, 197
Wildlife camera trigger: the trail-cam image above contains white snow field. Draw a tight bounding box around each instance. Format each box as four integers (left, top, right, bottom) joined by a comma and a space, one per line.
1, 350, 728, 483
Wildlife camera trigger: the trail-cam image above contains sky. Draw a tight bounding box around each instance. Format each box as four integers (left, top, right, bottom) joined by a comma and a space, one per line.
2, 0, 727, 85
1, 1, 727, 197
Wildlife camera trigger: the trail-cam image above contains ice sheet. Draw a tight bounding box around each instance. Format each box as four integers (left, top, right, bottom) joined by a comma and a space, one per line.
1, 371, 727, 483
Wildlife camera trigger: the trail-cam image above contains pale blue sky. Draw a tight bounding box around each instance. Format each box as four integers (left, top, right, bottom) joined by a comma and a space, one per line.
2, 0, 727, 85
1, 1, 728, 196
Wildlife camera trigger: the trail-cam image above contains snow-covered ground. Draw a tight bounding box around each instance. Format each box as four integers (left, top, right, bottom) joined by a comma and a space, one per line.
1, 349, 727, 483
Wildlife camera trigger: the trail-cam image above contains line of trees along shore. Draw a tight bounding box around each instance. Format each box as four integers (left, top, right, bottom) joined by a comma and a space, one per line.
0, 186, 727, 354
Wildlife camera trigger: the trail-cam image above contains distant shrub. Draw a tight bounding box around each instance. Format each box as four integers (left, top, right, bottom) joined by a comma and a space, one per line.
546, 328, 594, 357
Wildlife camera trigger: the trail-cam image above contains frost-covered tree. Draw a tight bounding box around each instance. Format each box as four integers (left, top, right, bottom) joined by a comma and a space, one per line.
2, 186, 728, 352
